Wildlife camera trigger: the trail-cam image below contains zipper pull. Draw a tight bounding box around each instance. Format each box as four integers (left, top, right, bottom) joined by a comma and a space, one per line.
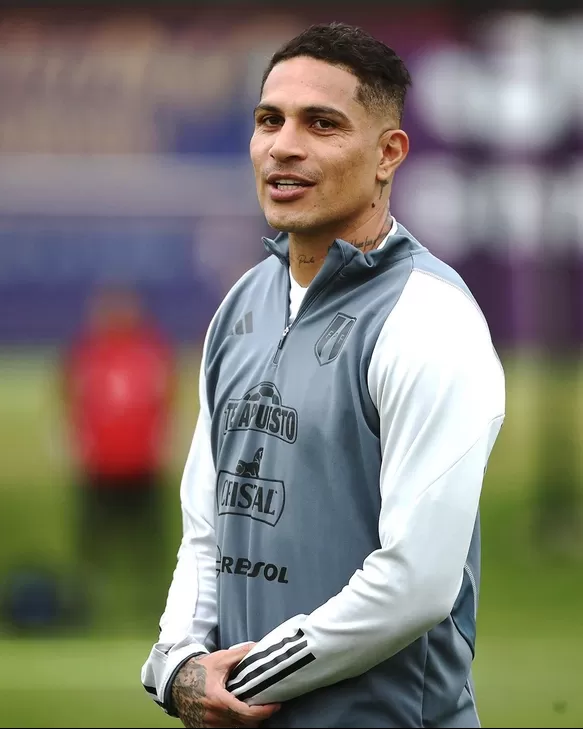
277, 326, 290, 349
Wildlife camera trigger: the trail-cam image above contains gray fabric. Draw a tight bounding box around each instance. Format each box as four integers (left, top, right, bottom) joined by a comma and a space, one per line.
204, 223, 481, 727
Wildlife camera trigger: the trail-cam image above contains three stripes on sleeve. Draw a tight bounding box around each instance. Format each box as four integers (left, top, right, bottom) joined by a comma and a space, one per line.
227, 629, 315, 702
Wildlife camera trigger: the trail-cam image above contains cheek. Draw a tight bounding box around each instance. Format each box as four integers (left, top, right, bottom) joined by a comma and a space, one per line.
249, 137, 265, 170
330, 153, 375, 198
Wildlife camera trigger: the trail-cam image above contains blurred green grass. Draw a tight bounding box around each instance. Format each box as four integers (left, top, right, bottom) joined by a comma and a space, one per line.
0, 347, 581, 728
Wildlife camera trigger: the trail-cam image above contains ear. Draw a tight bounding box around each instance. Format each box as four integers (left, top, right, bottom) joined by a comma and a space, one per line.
377, 129, 409, 183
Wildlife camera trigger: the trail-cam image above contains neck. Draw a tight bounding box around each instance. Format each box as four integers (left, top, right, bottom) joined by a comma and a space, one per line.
289, 206, 393, 287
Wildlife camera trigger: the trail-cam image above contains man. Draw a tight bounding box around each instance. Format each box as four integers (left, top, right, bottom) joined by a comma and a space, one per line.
63, 286, 175, 629
141, 22, 505, 728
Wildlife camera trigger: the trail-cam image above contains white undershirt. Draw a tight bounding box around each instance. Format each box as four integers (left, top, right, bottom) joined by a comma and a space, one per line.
288, 218, 398, 325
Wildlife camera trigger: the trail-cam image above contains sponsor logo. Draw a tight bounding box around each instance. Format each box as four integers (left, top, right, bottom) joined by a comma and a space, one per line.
315, 312, 357, 365
236, 447, 263, 477
215, 548, 289, 584
217, 448, 285, 527
223, 382, 297, 444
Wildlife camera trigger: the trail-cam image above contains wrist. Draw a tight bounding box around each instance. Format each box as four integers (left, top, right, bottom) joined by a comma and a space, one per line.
166, 651, 208, 717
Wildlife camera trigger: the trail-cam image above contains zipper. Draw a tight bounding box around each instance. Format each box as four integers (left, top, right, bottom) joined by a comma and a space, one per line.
272, 263, 344, 366
274, 325, 291, 362
463, 562, 478, 620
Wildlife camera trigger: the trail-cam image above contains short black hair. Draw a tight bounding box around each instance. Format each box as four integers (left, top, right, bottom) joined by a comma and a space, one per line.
260, 21, 412, 124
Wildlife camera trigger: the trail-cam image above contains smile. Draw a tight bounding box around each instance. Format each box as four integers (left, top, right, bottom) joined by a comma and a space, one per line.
267, 179, 314, 202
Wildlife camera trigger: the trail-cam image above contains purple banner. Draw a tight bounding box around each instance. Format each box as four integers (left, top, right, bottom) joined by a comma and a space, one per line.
0, 6, 581, 347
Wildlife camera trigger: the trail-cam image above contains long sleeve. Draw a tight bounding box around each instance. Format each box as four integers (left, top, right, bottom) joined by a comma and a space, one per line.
226, 269, 505, 706
140, 334, 218, 714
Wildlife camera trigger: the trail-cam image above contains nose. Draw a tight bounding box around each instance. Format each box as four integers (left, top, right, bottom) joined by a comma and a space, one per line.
269, 120, 307, 163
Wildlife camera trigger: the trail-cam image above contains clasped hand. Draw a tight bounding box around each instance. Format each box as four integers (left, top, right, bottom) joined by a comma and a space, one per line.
172, 644, 281, 728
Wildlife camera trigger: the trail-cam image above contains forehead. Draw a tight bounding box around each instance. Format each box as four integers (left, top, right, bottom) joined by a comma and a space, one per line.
261, 56, 361, 115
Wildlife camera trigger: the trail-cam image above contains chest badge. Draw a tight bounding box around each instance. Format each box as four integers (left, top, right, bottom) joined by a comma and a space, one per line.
315, 313, 357, 366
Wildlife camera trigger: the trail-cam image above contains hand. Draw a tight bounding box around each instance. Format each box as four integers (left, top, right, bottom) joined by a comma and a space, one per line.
171, 644, 281, 728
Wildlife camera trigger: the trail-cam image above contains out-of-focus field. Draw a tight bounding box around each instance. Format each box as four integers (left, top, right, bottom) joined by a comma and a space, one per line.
0, 348, 581, 728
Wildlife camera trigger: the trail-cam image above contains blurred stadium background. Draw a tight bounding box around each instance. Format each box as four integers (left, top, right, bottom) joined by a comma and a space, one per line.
0, 2, 582, 727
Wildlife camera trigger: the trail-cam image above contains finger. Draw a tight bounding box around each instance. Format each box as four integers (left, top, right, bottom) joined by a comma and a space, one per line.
201, 707, 247, 729
218, 643, 256, 671
203, 706, 258, 729
245, 703, 282, 720
228, 641, 256, 651
219, 689, 281, 721
220, 706, 254, 728
218, 708, 276, 729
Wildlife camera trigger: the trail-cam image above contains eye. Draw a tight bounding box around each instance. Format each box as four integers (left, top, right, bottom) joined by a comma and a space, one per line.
258, 115, 282, 128
312, 119, 336, 131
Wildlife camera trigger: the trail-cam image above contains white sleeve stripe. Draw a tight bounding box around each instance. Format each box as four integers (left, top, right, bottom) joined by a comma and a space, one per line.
228, 629, 306, 682
235, 651, 316, 702
228, 637, 309, 692
228, 638, 308, 690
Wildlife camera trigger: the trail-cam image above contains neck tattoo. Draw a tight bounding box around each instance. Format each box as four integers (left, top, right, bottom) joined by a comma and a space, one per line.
349, 213, 392, 253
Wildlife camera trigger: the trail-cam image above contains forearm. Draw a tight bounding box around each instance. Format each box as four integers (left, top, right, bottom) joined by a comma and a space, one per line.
228, 280, 505, 705
140, 526, 217, 712
141, 347, 218, 712
227, 426, 501, 705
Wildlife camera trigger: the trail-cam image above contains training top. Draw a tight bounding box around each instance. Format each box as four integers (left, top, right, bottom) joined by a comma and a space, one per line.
141, 221, 506, 728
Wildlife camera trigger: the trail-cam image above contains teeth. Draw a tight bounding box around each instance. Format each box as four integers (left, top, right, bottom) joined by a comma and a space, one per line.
275, 180, 303, 185
276, 183, 303, 191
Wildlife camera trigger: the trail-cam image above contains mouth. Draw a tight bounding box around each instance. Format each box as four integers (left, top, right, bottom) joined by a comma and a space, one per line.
266, 175, 316, 202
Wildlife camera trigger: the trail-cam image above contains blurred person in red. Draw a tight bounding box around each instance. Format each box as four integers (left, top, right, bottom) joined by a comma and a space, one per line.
62, 285, 176, 630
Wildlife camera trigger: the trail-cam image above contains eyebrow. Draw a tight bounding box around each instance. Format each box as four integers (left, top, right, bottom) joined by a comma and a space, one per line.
254, 103, 351, 125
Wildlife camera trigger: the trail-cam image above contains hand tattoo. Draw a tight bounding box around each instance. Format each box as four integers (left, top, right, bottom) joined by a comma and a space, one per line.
172, 658, 207, 727
225, 707, 244, 727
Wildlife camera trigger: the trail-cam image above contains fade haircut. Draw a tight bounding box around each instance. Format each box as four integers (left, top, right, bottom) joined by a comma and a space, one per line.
260, 21, 412, 124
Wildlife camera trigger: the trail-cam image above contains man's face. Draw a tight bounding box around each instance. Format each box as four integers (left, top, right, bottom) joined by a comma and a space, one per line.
250, 56, 387, 236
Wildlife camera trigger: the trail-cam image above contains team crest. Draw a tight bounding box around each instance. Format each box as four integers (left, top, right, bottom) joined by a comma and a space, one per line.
314, 313, 357, 366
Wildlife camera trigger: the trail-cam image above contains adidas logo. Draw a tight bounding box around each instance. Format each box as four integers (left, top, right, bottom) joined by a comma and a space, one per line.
231, 311, 253, 336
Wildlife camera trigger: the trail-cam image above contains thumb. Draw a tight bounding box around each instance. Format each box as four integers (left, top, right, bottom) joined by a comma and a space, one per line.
221, 642, 256, 670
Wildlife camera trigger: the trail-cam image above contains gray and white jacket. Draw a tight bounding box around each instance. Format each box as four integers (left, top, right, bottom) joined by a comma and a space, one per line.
141, 221, 505, 728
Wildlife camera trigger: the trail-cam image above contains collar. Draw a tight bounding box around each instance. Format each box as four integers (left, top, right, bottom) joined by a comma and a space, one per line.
264, 217, 418, 282
376, 216, 398, 250
288, 216, 400, 290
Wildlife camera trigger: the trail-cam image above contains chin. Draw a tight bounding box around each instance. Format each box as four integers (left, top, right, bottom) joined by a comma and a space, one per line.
265, 209, 323, 234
